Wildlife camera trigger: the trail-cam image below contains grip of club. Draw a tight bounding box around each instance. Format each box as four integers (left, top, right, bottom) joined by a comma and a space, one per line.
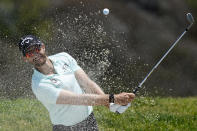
133, 88, 138, 94
115, 87, 139, 114
133, 86, 140, 94
114, 86, 139, 114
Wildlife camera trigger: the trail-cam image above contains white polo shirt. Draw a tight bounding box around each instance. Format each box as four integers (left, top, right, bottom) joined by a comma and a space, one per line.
32, 52, 93, 126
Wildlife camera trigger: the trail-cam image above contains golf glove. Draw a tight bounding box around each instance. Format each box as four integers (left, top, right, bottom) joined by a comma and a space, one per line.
110, 103, 131, 114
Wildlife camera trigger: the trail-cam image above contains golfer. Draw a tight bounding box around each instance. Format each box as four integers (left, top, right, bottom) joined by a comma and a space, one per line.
18, 35, 135, 131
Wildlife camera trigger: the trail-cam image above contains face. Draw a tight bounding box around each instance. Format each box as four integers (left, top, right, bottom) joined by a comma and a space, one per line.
24, 45, 47, 67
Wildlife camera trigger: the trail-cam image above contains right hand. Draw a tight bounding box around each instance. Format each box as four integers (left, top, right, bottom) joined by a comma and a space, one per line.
114, 92, 135, 105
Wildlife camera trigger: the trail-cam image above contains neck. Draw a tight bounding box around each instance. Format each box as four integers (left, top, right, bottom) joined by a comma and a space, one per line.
35, 58, 56, 75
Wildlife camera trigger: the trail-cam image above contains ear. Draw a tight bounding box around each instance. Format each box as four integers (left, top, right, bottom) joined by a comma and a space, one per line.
23, 56, 28, 63
41, 44, 45, 50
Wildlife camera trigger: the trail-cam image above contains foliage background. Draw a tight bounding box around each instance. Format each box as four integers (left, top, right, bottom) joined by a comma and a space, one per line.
0, 0, 197, 98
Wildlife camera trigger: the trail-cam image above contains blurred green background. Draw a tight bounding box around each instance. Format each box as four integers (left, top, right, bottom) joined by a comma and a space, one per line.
0, 0, 197, 98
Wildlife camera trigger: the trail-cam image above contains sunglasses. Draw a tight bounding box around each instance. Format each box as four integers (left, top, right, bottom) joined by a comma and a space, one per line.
25, 46, 41, 58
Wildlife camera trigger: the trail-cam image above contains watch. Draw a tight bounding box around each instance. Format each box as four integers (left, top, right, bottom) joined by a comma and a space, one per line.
109, 94, 114, 103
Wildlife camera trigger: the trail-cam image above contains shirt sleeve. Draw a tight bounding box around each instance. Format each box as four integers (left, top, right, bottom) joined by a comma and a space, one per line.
63, 52, 81, 72
32, 82, 62, 104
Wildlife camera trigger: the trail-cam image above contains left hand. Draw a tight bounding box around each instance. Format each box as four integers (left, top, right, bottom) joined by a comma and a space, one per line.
110, 103, 131, 113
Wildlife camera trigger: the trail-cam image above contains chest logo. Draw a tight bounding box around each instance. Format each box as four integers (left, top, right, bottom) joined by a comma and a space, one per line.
50, 78, 62, 88
50, 78, 58, 84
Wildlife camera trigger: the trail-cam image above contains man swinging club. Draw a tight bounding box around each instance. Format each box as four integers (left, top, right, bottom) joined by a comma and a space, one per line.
18, 35, 135, 131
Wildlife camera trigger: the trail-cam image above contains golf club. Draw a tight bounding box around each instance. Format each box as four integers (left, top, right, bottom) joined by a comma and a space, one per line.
114, 13, 195, 114
133, 13, 195, 94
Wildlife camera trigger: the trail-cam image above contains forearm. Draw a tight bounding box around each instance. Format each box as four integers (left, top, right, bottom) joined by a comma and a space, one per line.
75, 69, 105, 95
81, 80, 105, 95
56, 90, 108, 106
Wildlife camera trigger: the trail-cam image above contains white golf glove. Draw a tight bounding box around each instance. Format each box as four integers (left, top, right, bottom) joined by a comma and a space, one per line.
110, 103, 131, 114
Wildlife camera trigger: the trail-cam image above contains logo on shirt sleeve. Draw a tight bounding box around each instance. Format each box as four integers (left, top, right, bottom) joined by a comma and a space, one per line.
62, 63, 72, 72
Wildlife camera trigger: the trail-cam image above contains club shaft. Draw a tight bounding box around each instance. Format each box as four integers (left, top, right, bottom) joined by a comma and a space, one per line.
133, 28, 189, 94
116, 14, 194, 114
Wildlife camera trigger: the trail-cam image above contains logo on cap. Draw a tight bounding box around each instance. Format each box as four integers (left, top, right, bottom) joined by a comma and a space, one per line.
21, 37, 33, 46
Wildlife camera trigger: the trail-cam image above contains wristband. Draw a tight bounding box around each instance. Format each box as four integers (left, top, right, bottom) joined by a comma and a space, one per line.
109, 94, 114, 103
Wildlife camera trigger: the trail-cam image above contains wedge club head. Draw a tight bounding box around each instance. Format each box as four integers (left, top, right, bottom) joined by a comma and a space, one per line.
187, 13, 195, 24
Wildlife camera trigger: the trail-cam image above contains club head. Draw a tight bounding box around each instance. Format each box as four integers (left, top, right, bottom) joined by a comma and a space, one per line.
186, 13, 195, 24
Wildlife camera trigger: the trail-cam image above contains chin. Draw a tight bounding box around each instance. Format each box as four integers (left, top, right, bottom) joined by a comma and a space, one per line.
33, 54, 47, 67
35, 60, 46, 67
35, 59, 46, 67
